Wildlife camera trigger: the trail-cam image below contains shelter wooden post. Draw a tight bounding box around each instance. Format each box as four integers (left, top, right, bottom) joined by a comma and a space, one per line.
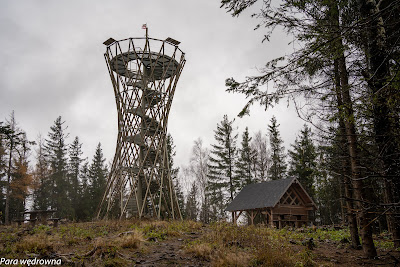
270, 209, 274, 227
248, 210, 258, 225
296, 216, 301, 228
233, 211, 243, 225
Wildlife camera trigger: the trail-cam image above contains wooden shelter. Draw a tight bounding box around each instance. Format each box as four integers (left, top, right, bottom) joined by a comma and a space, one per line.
226, 178, 316, 228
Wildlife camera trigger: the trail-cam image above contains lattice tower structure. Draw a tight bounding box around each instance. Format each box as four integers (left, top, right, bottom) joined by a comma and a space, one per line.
98, 34, 185, 219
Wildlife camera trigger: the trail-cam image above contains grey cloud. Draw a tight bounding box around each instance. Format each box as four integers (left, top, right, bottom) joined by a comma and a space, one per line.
1, 0, 304, 167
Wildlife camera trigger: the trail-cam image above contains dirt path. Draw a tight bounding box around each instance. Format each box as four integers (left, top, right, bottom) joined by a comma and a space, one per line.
134, 231, 209, 267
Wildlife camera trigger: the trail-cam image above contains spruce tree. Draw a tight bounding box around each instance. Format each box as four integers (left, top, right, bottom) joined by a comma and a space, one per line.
316, 132, 347, 226
185, 181, 198, 221
268, 116, 286, 180
235, 127, 256, 187
288, 124, 317, 197
33, 136, 51, 211
45, 116, 71, 218
173, 178, 185, 219
207, 115, 238, 220
88, 143, 108, 219
76, 160, 91, 221
166, 134, 183, 218
68, 136, 84, 220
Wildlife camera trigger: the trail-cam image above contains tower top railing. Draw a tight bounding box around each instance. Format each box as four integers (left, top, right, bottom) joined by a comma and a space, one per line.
103, 36, 185, 55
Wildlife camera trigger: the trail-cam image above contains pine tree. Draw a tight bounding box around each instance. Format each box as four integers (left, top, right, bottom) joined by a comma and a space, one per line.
268, 116, 286, 180
235, 127, 256, 187
45, 116, 71, 218
68, 136, 84, 221
207, 115, 238, 220
88, 143, 108, 219
288, 124, 317, 197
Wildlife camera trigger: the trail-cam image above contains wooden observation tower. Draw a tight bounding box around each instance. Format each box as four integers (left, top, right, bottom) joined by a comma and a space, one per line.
98, 28, 185, 219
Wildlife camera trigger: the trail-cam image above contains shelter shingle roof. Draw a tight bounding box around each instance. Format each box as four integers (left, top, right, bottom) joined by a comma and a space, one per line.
226, 177, 296, 212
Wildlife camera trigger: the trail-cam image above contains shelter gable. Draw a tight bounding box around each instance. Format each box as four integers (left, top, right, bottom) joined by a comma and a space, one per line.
278, 187, 303, 206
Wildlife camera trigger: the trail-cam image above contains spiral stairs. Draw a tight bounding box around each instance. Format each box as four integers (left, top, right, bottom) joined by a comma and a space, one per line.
97, 33, 185, 219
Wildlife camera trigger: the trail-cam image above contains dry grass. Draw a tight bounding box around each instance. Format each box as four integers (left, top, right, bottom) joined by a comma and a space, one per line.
184, 222, 314, 267
213, 251, 251, 267
15, 233, 54, 255
253, 246, 298, 267
1, 220, 393, 266
186, 243, 213, 260
117, 230, 144, 249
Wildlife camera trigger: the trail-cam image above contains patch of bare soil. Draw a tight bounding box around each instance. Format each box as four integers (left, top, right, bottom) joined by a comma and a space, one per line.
311, 241, 400, 266
134, 231, 210, 267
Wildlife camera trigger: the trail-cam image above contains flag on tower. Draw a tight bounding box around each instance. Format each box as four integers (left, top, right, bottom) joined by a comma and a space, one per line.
142, 24, 147, 29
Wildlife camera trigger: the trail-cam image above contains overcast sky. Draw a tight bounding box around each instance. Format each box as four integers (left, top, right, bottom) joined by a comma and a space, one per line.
1, 0, 306, 171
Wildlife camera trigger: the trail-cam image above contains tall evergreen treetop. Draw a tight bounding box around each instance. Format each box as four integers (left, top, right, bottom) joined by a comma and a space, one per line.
45, 116, 68, 173
288, 124, 317, 197
185, 181, 198, 221
45, 116, 71, 218
33, 136, 51, 211
268, 116, 287, 180
166, 133, 184, 219
88, 143, 108, 219
68, 136, 84, 220
236, 127, 256, 187
207, 115, 238, 220
166, 133, 180, 184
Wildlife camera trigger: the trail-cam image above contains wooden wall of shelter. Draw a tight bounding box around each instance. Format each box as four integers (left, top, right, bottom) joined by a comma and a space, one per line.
227, 178, 316, 228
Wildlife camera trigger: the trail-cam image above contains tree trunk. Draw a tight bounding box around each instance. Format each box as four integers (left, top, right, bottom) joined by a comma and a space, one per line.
328, 0, 377, 257
338, 53, 377, 258
334, 59, 361, 249
359, 0, 400, 248
340, 129, 361, 250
